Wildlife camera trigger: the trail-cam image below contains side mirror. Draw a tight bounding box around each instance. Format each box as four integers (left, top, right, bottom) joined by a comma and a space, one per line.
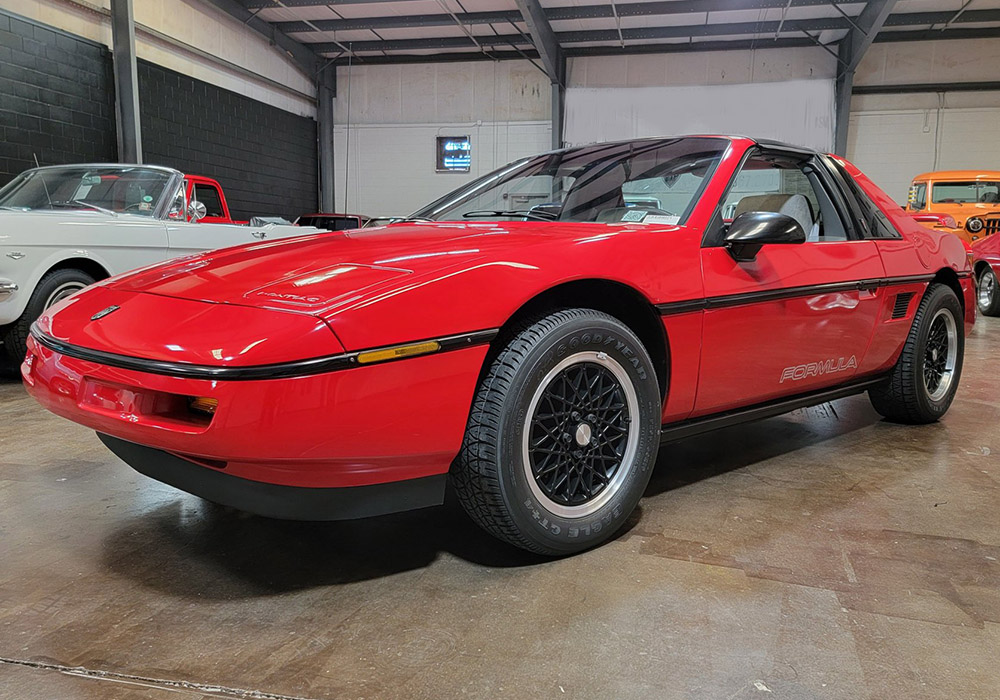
187, 200, 207, 222
724, 211, 805, 262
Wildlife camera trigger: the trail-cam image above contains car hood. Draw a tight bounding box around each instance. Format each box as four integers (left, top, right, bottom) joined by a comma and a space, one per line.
109, 221, 596, 315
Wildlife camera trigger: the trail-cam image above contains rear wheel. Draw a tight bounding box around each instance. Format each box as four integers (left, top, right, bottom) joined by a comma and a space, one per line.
1, 268, 95, 372
451, 309, 661, 555
869, 283, 964, 424
977, 265, 1000, 316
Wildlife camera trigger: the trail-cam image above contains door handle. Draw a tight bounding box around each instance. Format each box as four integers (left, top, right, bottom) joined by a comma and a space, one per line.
252, 230, 267, 239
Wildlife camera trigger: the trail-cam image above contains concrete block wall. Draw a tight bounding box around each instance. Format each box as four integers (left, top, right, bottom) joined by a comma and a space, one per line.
0, 11, 116, 184
138, 61, 317, 222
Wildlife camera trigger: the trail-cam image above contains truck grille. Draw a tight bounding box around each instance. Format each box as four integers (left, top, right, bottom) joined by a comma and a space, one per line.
985, 218, 1000, 235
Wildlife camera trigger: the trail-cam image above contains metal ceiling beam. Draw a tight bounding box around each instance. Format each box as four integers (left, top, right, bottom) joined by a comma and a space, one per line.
834, 0, 898, 156
513, 0, 565, 149
328, 37, 824, 65
843, 0, 897, 73
309, 17, 855, 53
272, 7, 1000, 35
244, 0, 855, 13
199, 0, 323, 78
875, 25, 1000, 42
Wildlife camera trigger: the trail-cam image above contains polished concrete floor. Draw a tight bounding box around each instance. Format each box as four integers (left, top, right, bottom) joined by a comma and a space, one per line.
1, 320, 998, 700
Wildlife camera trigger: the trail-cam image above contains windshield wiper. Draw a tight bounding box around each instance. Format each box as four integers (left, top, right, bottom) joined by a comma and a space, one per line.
462, 209, 557, 222
50, 200, 118, 217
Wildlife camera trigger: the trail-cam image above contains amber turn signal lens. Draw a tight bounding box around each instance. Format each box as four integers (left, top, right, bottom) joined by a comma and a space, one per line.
188, 397, 219, 415
356, 341, 441, 365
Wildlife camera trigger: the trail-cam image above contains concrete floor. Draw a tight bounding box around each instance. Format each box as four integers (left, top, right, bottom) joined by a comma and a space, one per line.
1, 321, 998, 700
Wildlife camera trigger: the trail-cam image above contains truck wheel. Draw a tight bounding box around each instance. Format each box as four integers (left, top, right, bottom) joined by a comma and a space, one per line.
1, 268, 95, 372
977, 265, 1000, 317
869, 283, 964, 424
451, 309, 661, 555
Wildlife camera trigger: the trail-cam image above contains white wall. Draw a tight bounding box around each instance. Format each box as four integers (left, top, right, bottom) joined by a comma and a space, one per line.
333, 61, 552, 215
564, 47, 837, 150
334, 121, 551, 216
564, 80, 835, 152
569, 46, 837, 88
4, 0, 315, 116
846, 38, 1000, 203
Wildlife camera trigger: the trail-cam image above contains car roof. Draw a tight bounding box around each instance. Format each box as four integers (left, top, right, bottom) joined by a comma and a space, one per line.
537, 135, 816, 157
912, 170, 1000, 181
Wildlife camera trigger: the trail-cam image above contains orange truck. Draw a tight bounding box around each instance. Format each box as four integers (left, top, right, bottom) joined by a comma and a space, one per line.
906, 170, 1000, 244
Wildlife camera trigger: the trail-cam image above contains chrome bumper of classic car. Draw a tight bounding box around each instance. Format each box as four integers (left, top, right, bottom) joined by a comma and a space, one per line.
0, 282, 18, 297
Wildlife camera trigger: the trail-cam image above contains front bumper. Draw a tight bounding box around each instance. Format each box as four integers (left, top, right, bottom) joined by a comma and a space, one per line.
99, 434, 447, 520
23, 334, 488, 517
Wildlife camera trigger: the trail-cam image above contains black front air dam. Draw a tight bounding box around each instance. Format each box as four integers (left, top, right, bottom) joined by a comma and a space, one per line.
97, 434, 447, 521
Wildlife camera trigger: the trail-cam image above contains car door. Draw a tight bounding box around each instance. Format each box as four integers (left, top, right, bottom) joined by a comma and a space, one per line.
164, 219, 269, 256
692, 148, 887, 416
190, 181, 228, 224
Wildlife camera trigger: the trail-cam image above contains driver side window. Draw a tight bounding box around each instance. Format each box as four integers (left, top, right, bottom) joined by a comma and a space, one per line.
723, 155, 848, 242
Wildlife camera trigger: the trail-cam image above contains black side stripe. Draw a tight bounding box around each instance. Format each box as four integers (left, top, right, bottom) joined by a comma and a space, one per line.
30, 328, 498, 381
656, 274, 938, 316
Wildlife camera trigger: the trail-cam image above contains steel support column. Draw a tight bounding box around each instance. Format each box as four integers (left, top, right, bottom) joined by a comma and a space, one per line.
111, 0, 141, 163
514, 0, 565, 150
833, 42, 854, 156
833, 0, 898, 155
551, 56, 566, 150
317, 67, 336, 212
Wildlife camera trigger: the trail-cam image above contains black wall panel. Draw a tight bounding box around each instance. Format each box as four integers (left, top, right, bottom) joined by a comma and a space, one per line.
137, 60, 318, 221
0, 12, 116, 185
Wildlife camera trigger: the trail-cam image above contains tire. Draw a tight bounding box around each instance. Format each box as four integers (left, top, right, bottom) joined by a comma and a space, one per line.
451, 309, 661, 555
869, 283, 964, 424
977, 265, 1000, 317
0, 268, 95, 371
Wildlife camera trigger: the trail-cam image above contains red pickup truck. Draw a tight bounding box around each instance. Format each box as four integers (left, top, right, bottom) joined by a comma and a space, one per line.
174, 174, 248, 225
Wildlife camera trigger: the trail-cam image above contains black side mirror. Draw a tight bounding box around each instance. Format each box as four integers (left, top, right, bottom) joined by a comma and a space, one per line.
724, 211, 806, 262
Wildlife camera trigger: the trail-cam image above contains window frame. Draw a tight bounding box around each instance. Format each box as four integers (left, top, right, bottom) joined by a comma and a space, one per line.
702, 146, 859, 248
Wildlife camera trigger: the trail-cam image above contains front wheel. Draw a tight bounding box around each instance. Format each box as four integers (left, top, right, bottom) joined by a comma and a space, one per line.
1, 268, 95, 372
451, 309, 661, 555
869, 283, 964, 424
977, 266, 1000, 316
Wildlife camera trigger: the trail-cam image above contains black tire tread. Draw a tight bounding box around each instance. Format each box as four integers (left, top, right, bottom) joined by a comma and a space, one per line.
869, 283, 961, 424
0, 268, 95, 371
452, 308, 626, 554
978, 266, 1000, 317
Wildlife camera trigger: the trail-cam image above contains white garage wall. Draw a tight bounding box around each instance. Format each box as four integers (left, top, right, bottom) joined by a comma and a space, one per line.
846, 38, 1000, 203
847, 103, 1000, 204
565, 47, 837, 149
564, 80, 836, 152
332, 61, 552, 216
333, 121, 552, 216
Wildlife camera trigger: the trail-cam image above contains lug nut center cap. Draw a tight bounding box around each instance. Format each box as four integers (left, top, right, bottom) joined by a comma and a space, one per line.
575, 423, 592, 446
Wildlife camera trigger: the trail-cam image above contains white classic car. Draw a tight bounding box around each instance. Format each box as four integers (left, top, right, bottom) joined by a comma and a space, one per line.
0, 163, 324, 371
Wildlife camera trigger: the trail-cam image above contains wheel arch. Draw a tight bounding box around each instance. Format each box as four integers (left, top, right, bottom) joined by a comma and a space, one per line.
44, 257, 112, 283
973, 259, 993, 280
482, 279, 669, 400
929, 266, 965, 314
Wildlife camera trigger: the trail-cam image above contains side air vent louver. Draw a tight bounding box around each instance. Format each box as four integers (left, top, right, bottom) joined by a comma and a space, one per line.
892, 292, 914, 319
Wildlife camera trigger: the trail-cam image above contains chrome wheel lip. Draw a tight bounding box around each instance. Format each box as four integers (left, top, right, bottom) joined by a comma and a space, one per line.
44, 281, 87, 309
521, 350, 640, 520
978, 270, 995, 311
923, 308, 958, 402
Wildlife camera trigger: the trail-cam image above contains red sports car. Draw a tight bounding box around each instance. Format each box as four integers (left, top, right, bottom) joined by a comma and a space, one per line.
23, 137, 975, 555
972, 232, 1000, 316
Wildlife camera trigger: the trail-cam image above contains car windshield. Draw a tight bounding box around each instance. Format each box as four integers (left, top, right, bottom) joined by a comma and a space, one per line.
931, 181, 1000, 204
0, 165, 175, 216
412, 137, 728, 225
